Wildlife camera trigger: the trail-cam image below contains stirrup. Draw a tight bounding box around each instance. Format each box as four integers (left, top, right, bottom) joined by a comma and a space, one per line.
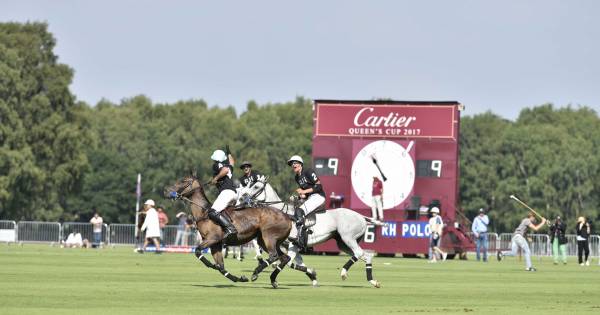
223, 229, 236, 241
293, 208, 305, 224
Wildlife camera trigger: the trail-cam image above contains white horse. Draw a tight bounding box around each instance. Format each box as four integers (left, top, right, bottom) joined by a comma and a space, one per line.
241, 180, 381, 288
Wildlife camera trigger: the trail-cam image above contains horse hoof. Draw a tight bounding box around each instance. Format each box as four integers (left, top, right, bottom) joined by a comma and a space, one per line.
271, 281, 279, 289
239, 275, 249, 282
340, 268, 348, 281
251, 274, 258, 282
312, 280, 319, 287
370, 280, 381, 288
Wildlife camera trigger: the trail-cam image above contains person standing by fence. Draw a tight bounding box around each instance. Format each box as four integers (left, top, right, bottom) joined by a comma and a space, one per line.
549, 215, 567, 265
175, 212, 187, 246
89, 211, 103, 247
471, 208, 489, 262
140, 199, 161, 253
157, 206, 169, 242
576, 216, 591, 266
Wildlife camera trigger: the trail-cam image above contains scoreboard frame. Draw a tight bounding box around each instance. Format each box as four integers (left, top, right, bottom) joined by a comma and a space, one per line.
311, 100, 470, 256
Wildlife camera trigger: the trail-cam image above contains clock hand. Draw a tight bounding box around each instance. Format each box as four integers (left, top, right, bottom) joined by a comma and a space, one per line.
371, 156, 388, 182
406, 140, 414, 153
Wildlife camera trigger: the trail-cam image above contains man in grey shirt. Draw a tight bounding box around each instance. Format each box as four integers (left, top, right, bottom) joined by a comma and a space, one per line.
497, 212, 547, 271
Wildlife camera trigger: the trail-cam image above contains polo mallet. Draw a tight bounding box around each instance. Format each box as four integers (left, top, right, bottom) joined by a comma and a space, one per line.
509, 195, 548, 224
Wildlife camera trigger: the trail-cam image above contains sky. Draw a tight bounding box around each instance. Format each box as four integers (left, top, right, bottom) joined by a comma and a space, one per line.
2, 0, 599, 120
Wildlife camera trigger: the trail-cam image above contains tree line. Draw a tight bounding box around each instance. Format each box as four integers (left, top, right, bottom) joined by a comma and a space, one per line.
1, 22, 598, 233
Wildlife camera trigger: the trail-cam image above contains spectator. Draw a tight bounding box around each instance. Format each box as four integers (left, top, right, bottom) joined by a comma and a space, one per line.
89, 211, 103, 247
157, 206, 169, 241
175, 212, 188, 246
576, 216, 591, 266
371, 176, 384, 221
497, 212, 546, 271
184, 216, 194, 246
140, 199, 161, 253
471, 208, 489, 262
549, 215, 567, 265
428, 207, 447, 263
62, 232, 83, 248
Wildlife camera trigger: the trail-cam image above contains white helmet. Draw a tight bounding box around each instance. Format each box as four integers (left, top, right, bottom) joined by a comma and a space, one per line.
211, 149, 227, 162
287, 155, 303, 166
144, 199, 155, 206
430, 207, 440, 214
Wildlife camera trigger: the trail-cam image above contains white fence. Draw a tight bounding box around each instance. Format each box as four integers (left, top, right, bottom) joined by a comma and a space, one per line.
464, 232, 500, 255
1, 220, 201, 246
62, 222, 109, 245
109, 224, 137, 245
497, 233, 550, 260
0, 220, 17, 242
470, 232, 600, 260
17, 221, 61, 243
2, 219, 599, 261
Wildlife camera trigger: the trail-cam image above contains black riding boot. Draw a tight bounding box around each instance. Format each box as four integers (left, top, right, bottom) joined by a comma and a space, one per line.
292, 208, 308, 251
208, 209, 238, 241
297, 226, 308, 251
293, 207, 305, 225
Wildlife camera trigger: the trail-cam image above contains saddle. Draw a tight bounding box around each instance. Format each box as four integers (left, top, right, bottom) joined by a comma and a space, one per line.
303, 205, 326, 229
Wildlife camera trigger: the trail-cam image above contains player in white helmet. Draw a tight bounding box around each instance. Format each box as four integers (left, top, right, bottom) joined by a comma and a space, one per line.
208, 146, 238, 240
288, 155, 326, 251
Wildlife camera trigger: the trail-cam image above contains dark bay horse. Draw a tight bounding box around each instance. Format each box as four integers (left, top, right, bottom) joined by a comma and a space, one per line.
164, 175, 293, 288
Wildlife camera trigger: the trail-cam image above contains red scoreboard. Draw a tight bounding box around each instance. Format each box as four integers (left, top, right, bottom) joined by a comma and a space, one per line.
311, 100, 465, 255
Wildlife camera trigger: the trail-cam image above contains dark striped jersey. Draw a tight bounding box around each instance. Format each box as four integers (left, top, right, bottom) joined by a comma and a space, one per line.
212, 161, 236, 193
294, 168, 325, 197
239, 171, 265, 188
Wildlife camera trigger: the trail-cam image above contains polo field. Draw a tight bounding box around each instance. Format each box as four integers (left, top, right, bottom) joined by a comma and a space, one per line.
1, 244, 599, 314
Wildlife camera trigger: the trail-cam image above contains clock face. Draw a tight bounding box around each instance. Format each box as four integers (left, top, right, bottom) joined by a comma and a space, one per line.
350, 140, 415, 209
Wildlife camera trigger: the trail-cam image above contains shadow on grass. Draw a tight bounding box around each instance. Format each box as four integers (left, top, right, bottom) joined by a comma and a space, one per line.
191, 284, 291, 290
285, 283, 366, 288
190, 283, 366, 289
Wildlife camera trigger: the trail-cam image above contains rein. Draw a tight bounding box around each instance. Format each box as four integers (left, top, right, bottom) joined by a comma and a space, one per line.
169, 178, 213, 222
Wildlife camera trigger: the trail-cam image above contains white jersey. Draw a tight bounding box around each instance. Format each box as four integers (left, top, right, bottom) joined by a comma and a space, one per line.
429, 215, 443, 235
141, 208, 161, 238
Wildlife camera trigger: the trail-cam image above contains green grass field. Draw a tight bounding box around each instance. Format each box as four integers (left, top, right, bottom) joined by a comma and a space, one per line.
1, 245, 599, 315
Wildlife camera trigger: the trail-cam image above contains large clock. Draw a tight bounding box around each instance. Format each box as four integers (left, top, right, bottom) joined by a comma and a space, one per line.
350, 140, 415, 209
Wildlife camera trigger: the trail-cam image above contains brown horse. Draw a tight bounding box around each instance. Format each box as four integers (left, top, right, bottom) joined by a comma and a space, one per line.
164, 175, 293, 288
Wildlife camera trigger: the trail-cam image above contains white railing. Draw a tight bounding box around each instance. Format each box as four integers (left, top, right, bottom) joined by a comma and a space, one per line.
61, 222, 109, 245
497, 233, 551, 260
17, 221, 61, 243
109, 224, 137, 245
3, 218, 599, 262
0, 220, 17, 243
464, 232, 499, 256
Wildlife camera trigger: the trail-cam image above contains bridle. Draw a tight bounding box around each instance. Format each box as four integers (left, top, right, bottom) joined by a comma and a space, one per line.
168, 177, 212, 219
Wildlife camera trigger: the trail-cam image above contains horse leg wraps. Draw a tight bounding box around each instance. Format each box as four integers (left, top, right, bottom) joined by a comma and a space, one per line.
342, 256, 358, 271
270, 255, 290, 283
366, 263, 373, 281
219, 267, 240, 282
253, 257, 269, 275
195, 250, 216, 270
291, 263, 316, 281
290, 262, 307, 272
267, 254, 279, 267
